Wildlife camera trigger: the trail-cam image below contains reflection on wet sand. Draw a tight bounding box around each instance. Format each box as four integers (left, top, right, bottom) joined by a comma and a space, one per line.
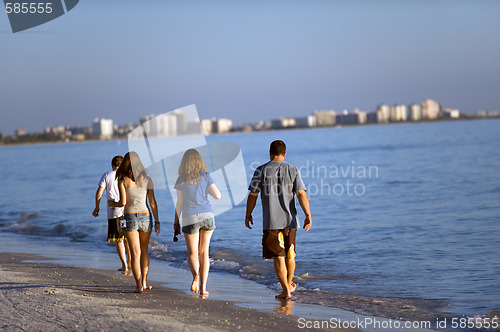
276, 298, 295, 315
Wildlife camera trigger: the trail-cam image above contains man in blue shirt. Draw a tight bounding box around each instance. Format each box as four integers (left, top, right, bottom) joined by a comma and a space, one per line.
245, 140, 312, 299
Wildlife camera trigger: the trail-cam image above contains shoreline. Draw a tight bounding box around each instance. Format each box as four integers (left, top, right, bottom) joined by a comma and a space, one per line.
0, 252, 345, 332
0, 233, 443, 332
0, 233, 371, 321
1, 116, 497, 148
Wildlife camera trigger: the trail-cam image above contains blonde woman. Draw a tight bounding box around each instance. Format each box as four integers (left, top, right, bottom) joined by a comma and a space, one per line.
174, 149, 221, 297
110, 151, 160, 293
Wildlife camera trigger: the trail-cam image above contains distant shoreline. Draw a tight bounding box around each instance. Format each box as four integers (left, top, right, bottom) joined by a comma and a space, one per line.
1, 116, 498, 148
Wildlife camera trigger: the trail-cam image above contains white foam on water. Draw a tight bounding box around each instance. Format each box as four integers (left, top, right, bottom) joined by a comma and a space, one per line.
210, 258, 241, 271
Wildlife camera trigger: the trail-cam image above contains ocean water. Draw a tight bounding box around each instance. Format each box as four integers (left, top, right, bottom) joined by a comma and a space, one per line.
1, 119, 499, 322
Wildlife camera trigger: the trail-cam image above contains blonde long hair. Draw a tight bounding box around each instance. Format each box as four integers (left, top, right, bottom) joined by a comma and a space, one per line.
178, 149, 207, 185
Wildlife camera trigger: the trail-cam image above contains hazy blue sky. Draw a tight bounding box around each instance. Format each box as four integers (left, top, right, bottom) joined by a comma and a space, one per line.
1, 0, 499, 134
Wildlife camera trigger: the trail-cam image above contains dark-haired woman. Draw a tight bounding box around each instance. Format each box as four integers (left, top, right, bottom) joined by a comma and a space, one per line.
110, 151, 160, 293
174, 149, 221, 297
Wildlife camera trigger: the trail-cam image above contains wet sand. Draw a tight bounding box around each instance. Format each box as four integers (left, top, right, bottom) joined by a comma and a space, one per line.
0, 252, 356, 332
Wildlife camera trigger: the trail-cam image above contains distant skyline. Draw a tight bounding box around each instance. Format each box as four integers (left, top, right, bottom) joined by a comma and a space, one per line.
1, 0, 499, 134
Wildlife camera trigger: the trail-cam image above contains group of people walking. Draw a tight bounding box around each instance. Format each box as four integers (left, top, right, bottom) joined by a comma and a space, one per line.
93, 140, 312, 299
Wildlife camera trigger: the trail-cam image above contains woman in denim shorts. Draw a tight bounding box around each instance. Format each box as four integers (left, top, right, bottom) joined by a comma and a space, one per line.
173, 149, 221, 297
109, 152, 160, 293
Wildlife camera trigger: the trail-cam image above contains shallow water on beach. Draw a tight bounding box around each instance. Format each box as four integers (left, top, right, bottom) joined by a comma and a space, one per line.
1, 119, 499, 323
0, 233, 439, 332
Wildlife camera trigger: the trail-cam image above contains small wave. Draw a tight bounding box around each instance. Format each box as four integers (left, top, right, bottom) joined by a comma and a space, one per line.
211, 259, 240, 271
295, 272, 360, 281
5, 212, 90, 242
150, 241, 170, 253
293, 289, 452, 322
8, 223, 40, 233
238, 262, 275, 284
239, 267, 272, 282
211, 249, 238, 259
0, 212, 39, 232
17, 212, 37, 223
385, 179, 423, 185
149, 241, 172, 261
149, 240, 186, 263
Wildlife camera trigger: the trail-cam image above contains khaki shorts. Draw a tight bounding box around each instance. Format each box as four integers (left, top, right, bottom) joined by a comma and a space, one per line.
262, 229, 297, 260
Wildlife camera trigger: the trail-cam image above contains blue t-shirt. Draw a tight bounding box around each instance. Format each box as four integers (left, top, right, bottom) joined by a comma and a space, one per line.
248, 161, 307, 230
174, 172, 215, 217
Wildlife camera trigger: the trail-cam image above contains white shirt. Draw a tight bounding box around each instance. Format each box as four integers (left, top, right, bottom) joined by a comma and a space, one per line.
98, 170, 124, 219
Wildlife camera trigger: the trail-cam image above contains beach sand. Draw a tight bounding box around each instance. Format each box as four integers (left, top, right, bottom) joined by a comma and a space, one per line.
0, 252, 355, 332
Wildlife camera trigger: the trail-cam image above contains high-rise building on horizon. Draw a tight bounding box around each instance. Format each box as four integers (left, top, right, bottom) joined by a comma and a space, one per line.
441, 108, 460, 119
313, 110, 336, 126
409, 104, 422, 121
353, 108, 367, 124
201, 119, 213, 135
295, 115, 316, 127
376, 105, 390, 123
271, 117, 296, 129
150, 113, 177, 137
336, 109, 367, 125
172, 109, 187, 135
421, 99, 440, 120
389, 104, 407, 122
201, 118, 233, 134
92, 118, 113, 140
213, 118, 233, 133
139, 114, 154, 135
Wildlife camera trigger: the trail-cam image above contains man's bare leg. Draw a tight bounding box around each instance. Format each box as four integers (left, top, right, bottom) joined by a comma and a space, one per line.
285, 257, 296, 293
124, 238, 132, 270
273, 257, 291, 299
116, 241, 128, 271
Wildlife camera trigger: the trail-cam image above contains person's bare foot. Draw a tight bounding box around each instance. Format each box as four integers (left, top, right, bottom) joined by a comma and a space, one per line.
143, 284, 153, 290
290, 282, 297, 293
190, 276, 199, 294
200, 290, 209, 298
275, 291, 292, 299
134, 286, 143, 293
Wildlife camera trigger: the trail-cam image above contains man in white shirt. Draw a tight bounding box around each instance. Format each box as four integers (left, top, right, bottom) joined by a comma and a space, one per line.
92, 155, 131, 272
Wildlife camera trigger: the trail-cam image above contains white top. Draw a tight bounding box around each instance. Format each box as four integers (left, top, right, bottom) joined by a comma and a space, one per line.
98, 170, 124, 219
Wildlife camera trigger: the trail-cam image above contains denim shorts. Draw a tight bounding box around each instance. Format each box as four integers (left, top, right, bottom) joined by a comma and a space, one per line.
182, 215, 216, 234
124, 213, 152, 232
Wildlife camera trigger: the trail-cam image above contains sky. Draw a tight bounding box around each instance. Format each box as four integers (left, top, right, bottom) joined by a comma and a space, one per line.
1, 0, 499, 134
